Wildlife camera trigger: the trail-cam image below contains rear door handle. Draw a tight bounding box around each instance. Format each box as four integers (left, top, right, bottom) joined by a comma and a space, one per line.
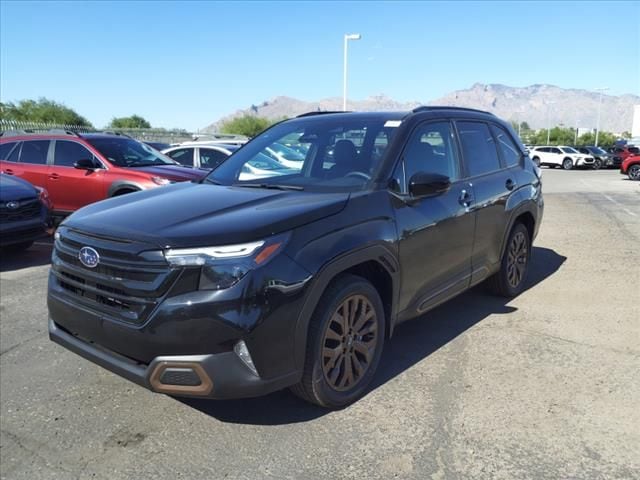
49, 173, 60, 180
506, 178, 517, 191
459, 189, 473, 207
4, 169, 14, 175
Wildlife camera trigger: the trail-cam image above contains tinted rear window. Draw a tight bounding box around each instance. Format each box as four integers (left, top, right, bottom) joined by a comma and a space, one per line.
20, 140, 49, 164
0, 142, 18, 160
457, 122, 501, 177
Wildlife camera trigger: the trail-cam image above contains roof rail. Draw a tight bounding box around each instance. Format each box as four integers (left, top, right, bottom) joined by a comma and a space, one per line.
296, 111, 348, 118
411, 106, 494, 116
0, 130, 30, 137
48, 129, 82, 137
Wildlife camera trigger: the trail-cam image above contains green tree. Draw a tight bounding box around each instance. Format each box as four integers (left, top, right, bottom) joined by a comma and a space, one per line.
577, 131, 617, 147
108, 115, 151, 129
621, 131, 632, 139
0, 97, 92, 126
220, 115, 273, 137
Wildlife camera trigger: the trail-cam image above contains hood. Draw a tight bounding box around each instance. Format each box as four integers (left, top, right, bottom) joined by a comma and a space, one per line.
0, 173, 38, 200
63, 182, 349, 248
134, 165, 207, 182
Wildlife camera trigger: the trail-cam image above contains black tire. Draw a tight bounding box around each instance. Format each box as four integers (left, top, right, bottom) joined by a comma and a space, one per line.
562, 158, 573, 170
593, 159, 602, 170
2, 241, 34, 252
487, 223, 531, 297
628, 164, 640, 181
291, 274, 385, 408
532, 156, 540, 167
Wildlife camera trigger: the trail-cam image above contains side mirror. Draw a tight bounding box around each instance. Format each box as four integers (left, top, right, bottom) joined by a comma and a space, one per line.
408, 172, 451, 198
74, 158, 97, 170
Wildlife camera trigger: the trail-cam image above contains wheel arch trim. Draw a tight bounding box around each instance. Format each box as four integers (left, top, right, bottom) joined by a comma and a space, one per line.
292, 244, 400, 372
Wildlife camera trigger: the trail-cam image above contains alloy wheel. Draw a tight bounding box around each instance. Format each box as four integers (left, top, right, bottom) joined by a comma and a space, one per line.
507, 231, 528, 288
321, 294, 378, 392
629, 165, 640, 180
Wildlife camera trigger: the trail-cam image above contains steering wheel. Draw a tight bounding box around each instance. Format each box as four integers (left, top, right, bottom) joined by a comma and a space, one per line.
345, 171, 371, 180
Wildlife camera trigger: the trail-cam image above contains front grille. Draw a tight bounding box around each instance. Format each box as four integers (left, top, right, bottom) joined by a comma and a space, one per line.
0, 198, 41, 222
51, 228, 179, 326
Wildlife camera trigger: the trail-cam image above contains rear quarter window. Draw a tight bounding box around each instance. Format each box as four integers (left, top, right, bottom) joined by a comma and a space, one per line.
0, 142, 19, 160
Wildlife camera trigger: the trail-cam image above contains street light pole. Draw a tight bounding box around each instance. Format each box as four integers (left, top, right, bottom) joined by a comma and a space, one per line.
546, 101, 556, 144
343, 33, 361, 111
594, 87, 609, 147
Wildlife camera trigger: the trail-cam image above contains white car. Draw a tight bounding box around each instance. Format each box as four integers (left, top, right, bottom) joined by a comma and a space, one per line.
529, 146, 595, 170
264, 142, 306, 169
239, 153, 299, 181
162, 143, 240, 170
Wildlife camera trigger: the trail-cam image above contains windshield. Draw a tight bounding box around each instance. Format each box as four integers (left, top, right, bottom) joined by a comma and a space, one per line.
205, 115, 401, 192
588, 146, 607, 154
87, 137, 178, 167
561, 147, 578, 154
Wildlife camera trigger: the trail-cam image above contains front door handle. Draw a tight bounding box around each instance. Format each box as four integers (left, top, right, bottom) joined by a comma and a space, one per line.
506, 178, 517, 191
4, 169, 14, 175
49, 173, 60, 180
459, 189, 473, 207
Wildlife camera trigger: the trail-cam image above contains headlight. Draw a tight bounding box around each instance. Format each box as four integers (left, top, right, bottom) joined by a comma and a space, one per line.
163, 234, 289, 290
152, 176, 171, 185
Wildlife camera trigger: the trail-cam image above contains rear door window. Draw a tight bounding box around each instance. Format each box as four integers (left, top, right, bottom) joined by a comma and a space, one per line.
490, 124, 521, 168
199, 148, 228, 169
19, 140, 50, 164
166, 148, 194, 166
54, 141, 95, 167
456, 122, 501, 177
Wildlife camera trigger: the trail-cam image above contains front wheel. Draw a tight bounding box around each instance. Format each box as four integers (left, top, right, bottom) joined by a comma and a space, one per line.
593, 159, 602, 170
628, 164, 640, 181
291, 274, 385, 408
487, 223, 531, 297
562, 158, 574, 170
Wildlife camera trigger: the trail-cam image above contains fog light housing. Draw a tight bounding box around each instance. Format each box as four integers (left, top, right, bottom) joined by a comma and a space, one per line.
234, 340, 258, 376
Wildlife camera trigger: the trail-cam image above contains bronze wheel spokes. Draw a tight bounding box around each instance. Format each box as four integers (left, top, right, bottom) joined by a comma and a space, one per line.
507, 231, 528, 288
322, 294, 378, 392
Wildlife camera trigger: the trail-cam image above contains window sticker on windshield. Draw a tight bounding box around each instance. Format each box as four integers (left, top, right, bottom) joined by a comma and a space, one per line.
384, 120, 402, 128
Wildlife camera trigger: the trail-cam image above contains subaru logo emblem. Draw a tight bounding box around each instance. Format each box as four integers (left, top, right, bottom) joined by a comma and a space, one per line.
6, 201, 19, 209
79, 246, 100, 268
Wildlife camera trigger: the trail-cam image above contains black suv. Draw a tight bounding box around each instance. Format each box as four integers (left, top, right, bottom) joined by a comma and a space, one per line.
48, 107, 543, 408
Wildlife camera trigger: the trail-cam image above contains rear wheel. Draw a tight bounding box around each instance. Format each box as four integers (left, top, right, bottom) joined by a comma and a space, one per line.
291, 274, 385, 408
112, 188, 138, 197
593, 158, 602, 170
562, 158, 573, 170
487, 223, 531, 297
532, 156, 540, 167
628, 164, 640, 181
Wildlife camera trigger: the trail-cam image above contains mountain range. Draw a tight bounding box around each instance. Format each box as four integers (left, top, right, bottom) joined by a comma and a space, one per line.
204, 83, 639, 134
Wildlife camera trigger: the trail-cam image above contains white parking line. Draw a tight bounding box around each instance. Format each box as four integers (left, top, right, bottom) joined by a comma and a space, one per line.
602, 194, 638, 217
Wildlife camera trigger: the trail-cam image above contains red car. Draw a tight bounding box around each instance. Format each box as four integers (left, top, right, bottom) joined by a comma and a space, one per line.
610, 145, 639, 162
0, 131, 207, 217
620, 154, 640, 181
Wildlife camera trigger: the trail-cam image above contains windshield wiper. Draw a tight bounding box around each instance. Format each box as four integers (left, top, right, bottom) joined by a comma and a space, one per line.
233, 183, 304, 191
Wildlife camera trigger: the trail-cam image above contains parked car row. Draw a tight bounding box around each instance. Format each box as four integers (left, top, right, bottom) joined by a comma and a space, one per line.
0, 130, 207, 219
0, 172, 51, 251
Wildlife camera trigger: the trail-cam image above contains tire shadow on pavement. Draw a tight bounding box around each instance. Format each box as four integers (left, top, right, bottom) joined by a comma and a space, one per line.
181, 246, 567, 425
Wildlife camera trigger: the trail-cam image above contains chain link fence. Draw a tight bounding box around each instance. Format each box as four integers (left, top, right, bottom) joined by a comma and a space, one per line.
0, 120, 200, 144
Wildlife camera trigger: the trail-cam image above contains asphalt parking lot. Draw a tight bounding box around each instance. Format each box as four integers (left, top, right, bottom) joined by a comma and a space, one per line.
1, 169, 639, 480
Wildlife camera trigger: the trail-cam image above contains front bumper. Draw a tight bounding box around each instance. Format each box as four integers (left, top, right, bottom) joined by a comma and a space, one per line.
0, 218, 47, 247
49, 318, 299, 399
575, 157, 595, 167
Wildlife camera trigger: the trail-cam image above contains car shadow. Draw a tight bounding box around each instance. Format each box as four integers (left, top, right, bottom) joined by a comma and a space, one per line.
180, 246, 567, 425
0, 238, 54, 273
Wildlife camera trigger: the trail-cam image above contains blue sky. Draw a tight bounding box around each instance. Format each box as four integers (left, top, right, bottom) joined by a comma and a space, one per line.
1, 1, 638, 130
